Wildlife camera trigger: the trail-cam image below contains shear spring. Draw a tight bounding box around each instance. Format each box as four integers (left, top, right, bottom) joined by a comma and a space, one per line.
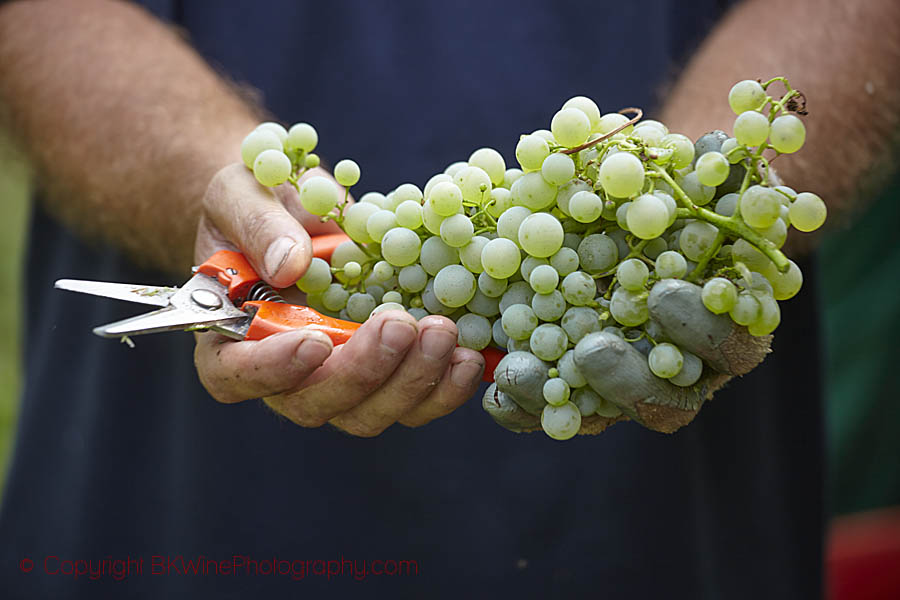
246, 281, 286, 303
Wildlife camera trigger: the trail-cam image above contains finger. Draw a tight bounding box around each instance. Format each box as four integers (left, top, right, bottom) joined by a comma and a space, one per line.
647, 279, 770, 375
193, 328, 333, 404
493, 351, 551, 416
396, 346, 485, 428
203, 163, 313, 288
481, 383, 541, 433
573, 331, 704, 433
263, 310, 419, 430
330, 315, 458, 434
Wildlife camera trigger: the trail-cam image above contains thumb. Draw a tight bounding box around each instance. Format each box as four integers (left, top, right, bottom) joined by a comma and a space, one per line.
201, 163, 313, 288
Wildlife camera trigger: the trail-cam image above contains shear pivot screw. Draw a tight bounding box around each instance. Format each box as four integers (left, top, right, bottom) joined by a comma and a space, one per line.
191, 289, 223, 310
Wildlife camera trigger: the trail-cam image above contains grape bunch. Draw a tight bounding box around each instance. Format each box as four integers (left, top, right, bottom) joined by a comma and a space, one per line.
239, 76, 825, 440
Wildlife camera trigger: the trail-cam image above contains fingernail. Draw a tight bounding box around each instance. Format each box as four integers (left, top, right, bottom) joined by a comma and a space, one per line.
451, 360, 485, 387
295, 337, 331, 365
420, 327, 456, 360
264, 236, 297, 280
380, 319, 417, 353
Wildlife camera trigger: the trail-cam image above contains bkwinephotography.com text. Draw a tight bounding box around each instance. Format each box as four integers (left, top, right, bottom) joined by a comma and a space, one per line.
17, 554, 418, 582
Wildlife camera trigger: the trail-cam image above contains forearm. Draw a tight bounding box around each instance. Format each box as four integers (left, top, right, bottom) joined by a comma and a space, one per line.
0, 0, 260, 273
660, 0, 900, 236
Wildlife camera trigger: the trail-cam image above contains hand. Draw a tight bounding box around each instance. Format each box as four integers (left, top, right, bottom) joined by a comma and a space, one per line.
192, 163, 485, 436
483, 279, 771, 435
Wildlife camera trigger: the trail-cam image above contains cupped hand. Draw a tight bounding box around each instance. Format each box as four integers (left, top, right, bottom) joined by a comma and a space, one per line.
192, 163, 485, 436
483, 279, 771, 435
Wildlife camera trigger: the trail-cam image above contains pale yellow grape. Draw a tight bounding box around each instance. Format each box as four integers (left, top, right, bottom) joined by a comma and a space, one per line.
568, 190, 602, 223
299, 176, 339, 215
562, 96, 602, 131
518, 213, 564, 258
241, 129, 282, 168
511, 171, 557, 211
769, 114, 806, 153
679, 221, 720, 261
468, 147, 506, 185
695, 151, 730, 187
596, 112, 633, 136
444, 161, 468, 177
728, 80, 766, 114
543, 377, 571, 407
342, 202, 379, 244
440, 213, 474, 247
481, 237, 521, 279
459, 236, 489, 273
255, 122, 288, 143
295, 257, 332, 294
420, 236, 459, 275
381, 227, 421, 266
393, 183, 423, 205
530, 323, 568, 361
429, 181, 464, 216
455, 165, 492, 203
366, 209, 397, 243
768, 259, 803, 300
424, 173, 452, 199
531, 129, 556, 143
342, 261, 361, 279
556, 179, 592, 215
487, 187, 513, 218
740, 185, 782, 229
398, 264, 428, 293
515, 134, 551, 171
598, 152, 644, 198
501, 168, 524, 189
551, 107, 591, 147
748, 293, 781, 336
497, 206, 532, 243
286, 122, 318, 152
252, 149, 292, 187
661, 133, 695, 168
789, 192, 827, 232
433, 265, 476, 307
541, 153, 576, 186
395, 200, 423, 229
626, 194, 669, 240
733, 110, 770, 147
541, 402, 581, 440
421, 201, 446, 236
304, 154, 320, 168
333, 159, 361, 187
359, 191, 386, 207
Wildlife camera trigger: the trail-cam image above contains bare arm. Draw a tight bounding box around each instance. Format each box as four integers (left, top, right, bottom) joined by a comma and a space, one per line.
660, 0, 900, 238
0, 0, 259, 273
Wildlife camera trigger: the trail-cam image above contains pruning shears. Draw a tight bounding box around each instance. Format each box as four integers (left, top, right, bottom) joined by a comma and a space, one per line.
55, 233, 503, 382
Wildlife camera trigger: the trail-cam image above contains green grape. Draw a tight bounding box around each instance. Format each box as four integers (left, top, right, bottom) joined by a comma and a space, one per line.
342, 202, 379, 244
371, 260, 394, 282
728, 80, 766, 114
655, 250, 688, 279
322, 283, 350, 312
562, 96, 602, 131
529, 264, 559, 294
541, 153, 576, 186
286, 122, 318, 152
421, 200, 446, 236
729, 291, 761, 326
492, 318, 509, 348
501, 168, 524, 189
577, 234, 618, 274
733, 110, 770, 147
561, 306, 601, 343
433, 265, 476, 308
715, 193, 739, 217
497, 206, 532, 242
769, 114, 805, 153
615, 202, 631, 231
531, 289, 566, 322
648, 343, 684, 378
381, 227, 421, 266
610, 287, 649, 326
428, 181, 463, 216
740, 185, 782, 229
466, 288, 501, 317
346, 292, 376, 322
568, 190, 603, 223
632, 124, 665, 146
676, 171, 715, 206
732, 239, 774, 274
296, 257, 332, 294
695, 151, 730, 186
398, 264, 428, 293
789, 192, 827, 232
748, 293, 781, 336
596, 112, 633, 136
359, 191, 386, 207
669, 350, 702, 386
481, 237, 521, 279
366, 284, 385, 303
255, 122, 288, 143
342, 261, 361, 279
424, 173, 452, 199
366, 209, 398, 243
701, 277, 738, 314
520, 256, 549, 281
501, 303, 538, 340
395, 200, 423, 229
487, 187, 513, 218
518, 213, 564, 258
252, 149, 292, 187
439, 213, 475, 248
561, 271, 596, 306
530, 323, 568, 361
333, 159, 360, 187
541, 402, 581, 440
558, 350, 587, 388
478, 271, 508, 298
380, 290, 402, 304
720, 137, 749, 163
616, 258, 649, 291
515, 134, 551, 171
550, 247, 579, 277
304, 153, 320, 168
511, 171, 558, 211
371, 302, 407, 316
768, 259, 803, 300
662, 133, 695, 169
420, 236, 459, 275
444, 161, 468, 177
241, 129, 282, 169
598, 152, 644, 198
626, 193, 669, 240
455, 165, 492, 203
421, 278, 455, 316
551, 107, 591, 148
457, 313, 492, 350
393, 183, 423, 206
556, 179, 591, 215
756, 218, 788, 248
468, 147, 506, 185
543, 378, 571, 407
459, 236, 489, 273
499, 281, 535, 313
299, 176, 339, 216
679, 221, 719, 261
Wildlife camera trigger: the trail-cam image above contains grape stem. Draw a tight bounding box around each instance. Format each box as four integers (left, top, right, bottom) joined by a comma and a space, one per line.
561, 107, 644, 155
651, 163, 789, 273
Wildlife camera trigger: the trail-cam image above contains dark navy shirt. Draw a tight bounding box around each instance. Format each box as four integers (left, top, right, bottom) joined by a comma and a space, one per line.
1, 1, 823, 598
